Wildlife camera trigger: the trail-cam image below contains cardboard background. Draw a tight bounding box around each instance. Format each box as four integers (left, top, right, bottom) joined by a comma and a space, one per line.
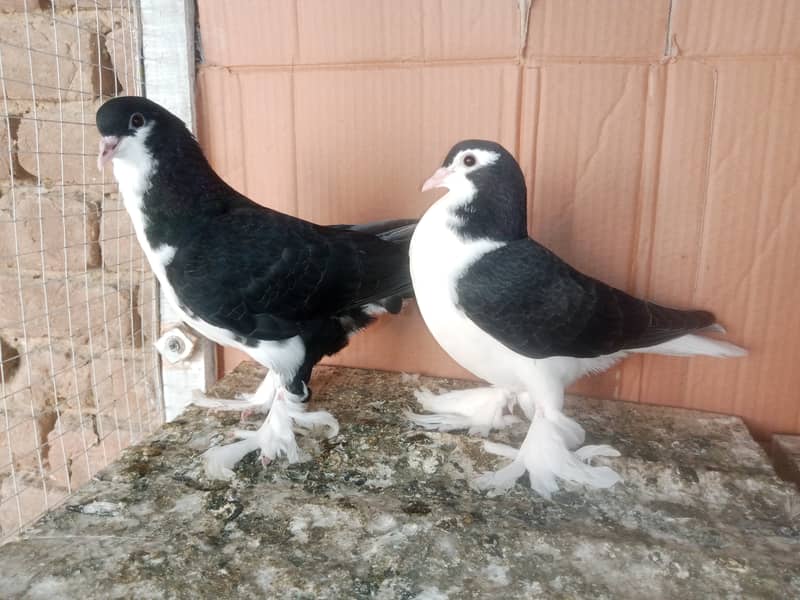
195, 0, 800, 438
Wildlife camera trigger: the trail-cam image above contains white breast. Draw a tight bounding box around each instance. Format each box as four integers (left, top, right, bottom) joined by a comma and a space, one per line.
410, 192, 528, 387
410, 191, 627, 391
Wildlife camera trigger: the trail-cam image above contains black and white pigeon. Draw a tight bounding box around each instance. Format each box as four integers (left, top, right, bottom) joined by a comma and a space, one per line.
96, 96, 415, 478
408, 140, 746, 498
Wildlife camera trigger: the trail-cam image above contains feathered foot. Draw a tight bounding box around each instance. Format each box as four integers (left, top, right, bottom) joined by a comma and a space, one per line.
475, 413, 621, 499
192, 370, 279, 421
405, 386, 520, 436
203, 388, 339, 480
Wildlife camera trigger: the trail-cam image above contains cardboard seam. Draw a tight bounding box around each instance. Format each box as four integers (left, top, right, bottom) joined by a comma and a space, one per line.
628, 67, 653, 296
291, 0, 300, 64
731, 62, 786, 422
199, 58, 523, 71
574, 68, 639, 196
639, 66, 670, 407
418, 0, 426, 62
663, 0, 674, 58
198, 56, 800, 73
517, 0, 532, 59
289, 68, 299, 217
527, 55, 800, 65
516, 65, 542, 232
643, 67, 667, 303
686, 61, 723, 417
677, 54, 800, 62
512, 65, 524, 157
629, 65, 664, 405
622, 65, 656, 403
232, 72, 247, 195
526, 68, 542, 236
525, 56, 675, 65
692, 64, 719, 303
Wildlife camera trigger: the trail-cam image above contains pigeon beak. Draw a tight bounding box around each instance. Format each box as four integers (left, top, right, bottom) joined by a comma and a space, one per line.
421, 167, 452, 193
97, 135, 120, 171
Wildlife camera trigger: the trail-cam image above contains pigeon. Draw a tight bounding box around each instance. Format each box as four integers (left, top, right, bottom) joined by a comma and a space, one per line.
96, 96, 415, 478
408, 140, 746, 498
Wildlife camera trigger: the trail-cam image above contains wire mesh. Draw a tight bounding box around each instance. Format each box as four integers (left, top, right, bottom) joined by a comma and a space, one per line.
0, 0, 162, 543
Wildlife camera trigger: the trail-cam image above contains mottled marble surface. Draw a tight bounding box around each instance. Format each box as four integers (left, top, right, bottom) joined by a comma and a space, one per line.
773, 434, 800, 489
1, 364, 798, 599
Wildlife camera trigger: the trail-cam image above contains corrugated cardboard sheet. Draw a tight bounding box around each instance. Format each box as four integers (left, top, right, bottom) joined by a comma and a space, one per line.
195, 0, 800, 438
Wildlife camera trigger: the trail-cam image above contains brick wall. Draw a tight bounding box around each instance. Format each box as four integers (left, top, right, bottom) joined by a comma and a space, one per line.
0, 0, 161, 540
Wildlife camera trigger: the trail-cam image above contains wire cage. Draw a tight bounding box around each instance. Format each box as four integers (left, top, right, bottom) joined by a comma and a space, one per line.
0, 0, 162, 542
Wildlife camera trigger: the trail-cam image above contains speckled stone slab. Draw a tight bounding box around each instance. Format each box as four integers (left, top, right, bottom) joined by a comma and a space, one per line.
1, 364, 798, 599
773, 435, 800, 487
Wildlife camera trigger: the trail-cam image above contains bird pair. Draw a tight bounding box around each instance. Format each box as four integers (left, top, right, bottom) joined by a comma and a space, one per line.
96, 97, 745, 498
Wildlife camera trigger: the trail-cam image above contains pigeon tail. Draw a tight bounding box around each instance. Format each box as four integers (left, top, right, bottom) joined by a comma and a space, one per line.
632, 332, 747, 358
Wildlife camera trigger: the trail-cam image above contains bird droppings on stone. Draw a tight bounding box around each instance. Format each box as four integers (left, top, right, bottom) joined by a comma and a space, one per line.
0, 365, 798, 599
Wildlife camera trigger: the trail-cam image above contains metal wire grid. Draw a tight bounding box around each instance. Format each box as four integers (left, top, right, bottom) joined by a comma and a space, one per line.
0, 0, 162, 542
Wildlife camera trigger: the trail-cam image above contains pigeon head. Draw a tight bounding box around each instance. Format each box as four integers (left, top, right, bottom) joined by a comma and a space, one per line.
422, 140, 528, 241
95, 96, 189, 172
422, 140, 514, 193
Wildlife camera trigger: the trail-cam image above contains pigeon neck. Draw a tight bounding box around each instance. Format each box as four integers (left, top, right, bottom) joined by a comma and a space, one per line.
137, 141, 237, 246
452, 186, 528, 242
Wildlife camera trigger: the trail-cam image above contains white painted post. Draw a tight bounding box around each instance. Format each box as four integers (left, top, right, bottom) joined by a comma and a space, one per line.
140, 0, 217, 420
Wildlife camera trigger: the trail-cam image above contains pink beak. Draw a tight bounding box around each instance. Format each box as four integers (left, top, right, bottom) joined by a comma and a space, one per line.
421, 167, 452, 192
97, 135, 120, 171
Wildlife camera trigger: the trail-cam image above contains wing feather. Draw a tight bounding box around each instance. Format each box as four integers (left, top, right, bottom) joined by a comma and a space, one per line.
168, 206, 413, 341
456, 239, 714, 359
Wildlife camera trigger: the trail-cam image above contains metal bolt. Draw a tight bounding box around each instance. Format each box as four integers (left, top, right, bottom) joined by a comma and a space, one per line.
155, 327, 197, 364
166, 336, 185, 355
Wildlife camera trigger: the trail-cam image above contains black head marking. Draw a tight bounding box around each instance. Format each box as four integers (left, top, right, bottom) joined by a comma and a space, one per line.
442, 139, 528, 242
95, 96, 228, 239
96, 96, 187, 139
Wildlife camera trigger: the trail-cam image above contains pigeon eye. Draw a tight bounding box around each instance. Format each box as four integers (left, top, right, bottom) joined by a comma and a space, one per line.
130, 113, 145, 129
463, 154, 476, 167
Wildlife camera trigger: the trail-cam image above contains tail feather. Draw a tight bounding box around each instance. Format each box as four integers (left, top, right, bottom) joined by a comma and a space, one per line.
632, 333, 747, 357
333, 218, 417, 241
375, 222, 416, 243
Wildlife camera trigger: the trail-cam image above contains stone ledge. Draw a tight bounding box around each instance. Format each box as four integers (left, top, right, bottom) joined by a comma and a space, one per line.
773, 435, 800, 488
0, 364, 798, 599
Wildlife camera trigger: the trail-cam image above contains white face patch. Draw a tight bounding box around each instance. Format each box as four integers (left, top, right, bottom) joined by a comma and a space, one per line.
445, 148, 500, 180
426, 148, 501, 213
112, 122, 157, 203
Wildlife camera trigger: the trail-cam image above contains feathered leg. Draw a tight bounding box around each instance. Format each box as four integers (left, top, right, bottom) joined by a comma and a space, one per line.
405, 386, 519, 436
203, 321, 346, 479
191, 369, 279, 421
475, 373, 620, 498
202, 378, 338, 479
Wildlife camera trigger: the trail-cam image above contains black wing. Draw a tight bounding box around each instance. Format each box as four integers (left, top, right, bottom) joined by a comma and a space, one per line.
168, 206, 414, 341
456, 238, 714, 359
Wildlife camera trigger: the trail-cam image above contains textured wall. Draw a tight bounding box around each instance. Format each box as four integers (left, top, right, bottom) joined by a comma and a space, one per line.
195, 0, 800, 439
0, 0, 160, 539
